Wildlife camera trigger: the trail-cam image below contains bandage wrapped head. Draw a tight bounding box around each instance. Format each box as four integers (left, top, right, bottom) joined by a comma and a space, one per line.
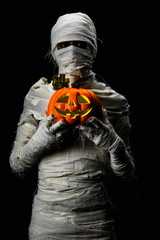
51, 12, 97, 84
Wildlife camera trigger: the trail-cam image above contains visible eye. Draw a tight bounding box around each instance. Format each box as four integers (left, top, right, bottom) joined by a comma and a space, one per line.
57, 41, 88, 50
78, 95, 90, 104
56, 94, 69, 103
74, 41, 87, 49
57, 42, 70, 50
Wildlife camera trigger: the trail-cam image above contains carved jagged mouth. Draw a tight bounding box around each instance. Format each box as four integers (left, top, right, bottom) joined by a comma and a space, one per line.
54, 106, 93, 118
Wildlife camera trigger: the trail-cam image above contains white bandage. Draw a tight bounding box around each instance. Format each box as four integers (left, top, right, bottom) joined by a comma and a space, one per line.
51, 12, 97, 56
9, 115, 69, 173
77, 116, 135, 177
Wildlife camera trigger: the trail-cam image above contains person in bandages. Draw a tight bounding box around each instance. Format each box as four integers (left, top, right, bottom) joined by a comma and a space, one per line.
10, 12, 135, 240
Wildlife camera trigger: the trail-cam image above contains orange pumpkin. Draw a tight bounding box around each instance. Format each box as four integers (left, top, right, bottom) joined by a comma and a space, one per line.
47, 88, 103, 124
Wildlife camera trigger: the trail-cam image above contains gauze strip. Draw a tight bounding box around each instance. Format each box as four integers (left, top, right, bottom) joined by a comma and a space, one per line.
51, 12, 97, 57
53, 45, 93, 72
52, 45, 94, 83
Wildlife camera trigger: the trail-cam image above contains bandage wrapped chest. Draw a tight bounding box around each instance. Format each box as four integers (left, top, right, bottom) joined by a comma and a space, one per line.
29, 144, 114, 239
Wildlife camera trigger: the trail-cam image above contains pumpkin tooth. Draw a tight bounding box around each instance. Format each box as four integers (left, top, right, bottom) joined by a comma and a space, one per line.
79, 107, 93, 117
54, 106, 92, 118
54, 106, 67, 117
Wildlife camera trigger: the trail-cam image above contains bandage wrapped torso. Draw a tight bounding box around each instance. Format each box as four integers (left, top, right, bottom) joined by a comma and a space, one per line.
30, 142, 113, 240
9, 77, 135, 240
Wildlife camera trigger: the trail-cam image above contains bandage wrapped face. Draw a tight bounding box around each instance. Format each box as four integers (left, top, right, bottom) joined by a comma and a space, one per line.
53, 45, 93, 82
51, 12, 97, 85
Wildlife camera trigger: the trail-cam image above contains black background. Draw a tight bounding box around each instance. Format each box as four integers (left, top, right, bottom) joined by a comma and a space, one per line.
2, 2, 154, 240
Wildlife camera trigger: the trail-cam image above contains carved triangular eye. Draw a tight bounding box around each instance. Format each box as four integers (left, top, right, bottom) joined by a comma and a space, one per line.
56, 94, 69, 103
78, 94, 90, 104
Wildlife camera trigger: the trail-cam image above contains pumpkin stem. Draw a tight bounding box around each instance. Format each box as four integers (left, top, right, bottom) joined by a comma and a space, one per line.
52, 74, 69, 91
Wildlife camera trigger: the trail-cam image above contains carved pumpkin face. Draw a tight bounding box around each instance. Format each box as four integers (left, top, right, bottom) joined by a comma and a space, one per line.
47, 88, 103, 124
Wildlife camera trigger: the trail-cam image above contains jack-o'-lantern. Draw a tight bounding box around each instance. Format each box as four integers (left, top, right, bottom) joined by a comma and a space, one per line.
47, 88, 103, 124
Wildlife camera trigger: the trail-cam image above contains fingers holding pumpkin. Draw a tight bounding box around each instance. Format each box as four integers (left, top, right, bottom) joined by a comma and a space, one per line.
46, 114, 56, 128
45, 113, 69, 134
76, 116, 101, 140
76, 116, 115, 148
78, 116, 102, 130
49, 119, 69, 134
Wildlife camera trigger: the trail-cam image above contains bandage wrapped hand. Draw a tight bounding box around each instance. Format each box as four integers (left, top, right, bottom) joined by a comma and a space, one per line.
77, 116, 118, 150
10, 114, 69, 173
77, 116, 135, 177
31, 114, 69, 151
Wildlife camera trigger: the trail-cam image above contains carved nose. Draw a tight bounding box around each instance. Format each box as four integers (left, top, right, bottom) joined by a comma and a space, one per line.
69, 100, 76, 106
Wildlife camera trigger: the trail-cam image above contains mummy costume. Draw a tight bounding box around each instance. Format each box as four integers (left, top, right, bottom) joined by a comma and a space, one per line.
10, 12, 135, 240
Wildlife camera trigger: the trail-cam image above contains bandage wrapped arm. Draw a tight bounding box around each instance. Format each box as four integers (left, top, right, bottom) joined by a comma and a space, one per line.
78, 116, 135, 178
9, 114, 68, 174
